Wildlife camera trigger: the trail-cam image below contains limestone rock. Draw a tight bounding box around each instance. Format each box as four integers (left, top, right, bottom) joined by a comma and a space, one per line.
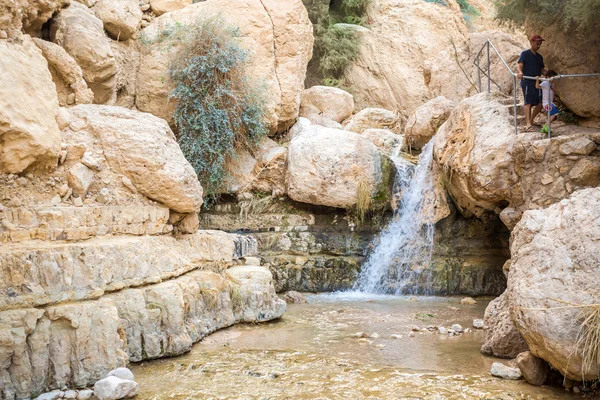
343, 0, 469, 113
287, 126, 388, 208
93, 0, 143, 40
32, 38, 94, 107
137, 0, 313, 133
509, 188, 600, 380
150, 0, 191, 16
516, 351, 548, 386
433, 93, 515, 218
66, 105, 203, 213
569, 158, 600, 187
106, 367, 134, 381
0, 0, 68, 34
490, 362, 522, 380
93, 376, 139, 400
51, 2, 118, 104
361, 129, 404, 156
299, 86, 354, 124
0, 36, 61, 174
481, 291, 529, 358
344, 108, 400, 134
404, 96, 455, 151
67, 163, 95, 195
282, 291, 307, 304
559, 137, 596, 156
499, 207, 522, 231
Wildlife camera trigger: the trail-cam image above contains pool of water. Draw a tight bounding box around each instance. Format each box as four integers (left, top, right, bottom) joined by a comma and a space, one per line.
131, 293, 572, 399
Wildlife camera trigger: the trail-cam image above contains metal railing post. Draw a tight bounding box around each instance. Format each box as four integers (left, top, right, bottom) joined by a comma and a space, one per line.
487, 41, 491, 93
547, 108, 551, 139
513, 75, 518, 136
477, 54, 481, 92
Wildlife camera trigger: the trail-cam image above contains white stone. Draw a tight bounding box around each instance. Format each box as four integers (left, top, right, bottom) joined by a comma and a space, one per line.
68, 163, 95, 196
107, 367, 134, 382
299, 86, 354, 123
490, 362, 522, 380
93, 376, 139, 400
473, 319, 484, 329
78, 390, 95, 400
451, 324, 463, 333
93, 0, 143, 40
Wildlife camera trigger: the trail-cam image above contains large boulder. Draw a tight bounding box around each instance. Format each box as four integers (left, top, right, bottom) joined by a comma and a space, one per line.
433, 93, 515, 219
361, 129, 404, 156
287, 125, 391, 208
343, 0, 469, 114
481, 290, 529, 358
65, 105, 203, 212
92, 0, 143, 41
344, 108, 401, 134
299, 86, 354, 124
0, 36, 61, 174
509, 187, 600, 380
51, 2, 118, 104
136, 0, 313, 133
404, 96, 455, 151
150, 0, 191, 16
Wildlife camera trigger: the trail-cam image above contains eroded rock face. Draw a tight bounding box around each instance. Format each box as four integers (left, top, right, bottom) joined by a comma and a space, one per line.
509, 188, 600, 380
150, 0, 191, 16
0, 36, 61, 174
0, 0, 68, 35
93, 0, 142, 40
136, 0, 313, 133
65, 105, 203, 213
32, 38, 94, 106
343, 0, 468, 114
287, 126, 389, 209
361, 129, 403, 156
404, 96, 455, 151
481, 290, 529, 358
51, 2, 118, 104
299, 86, 354, 124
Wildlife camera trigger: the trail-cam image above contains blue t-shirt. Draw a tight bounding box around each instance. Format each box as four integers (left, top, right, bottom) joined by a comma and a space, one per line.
518, 49, 545, 84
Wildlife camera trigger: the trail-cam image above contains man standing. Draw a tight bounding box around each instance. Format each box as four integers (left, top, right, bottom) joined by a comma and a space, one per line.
517, 35, 548, 131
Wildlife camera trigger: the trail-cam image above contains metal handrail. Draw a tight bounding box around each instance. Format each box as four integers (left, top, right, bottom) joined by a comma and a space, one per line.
473, 39, 600, 138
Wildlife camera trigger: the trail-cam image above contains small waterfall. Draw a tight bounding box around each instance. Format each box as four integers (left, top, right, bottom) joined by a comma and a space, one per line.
354, 139, 436, 294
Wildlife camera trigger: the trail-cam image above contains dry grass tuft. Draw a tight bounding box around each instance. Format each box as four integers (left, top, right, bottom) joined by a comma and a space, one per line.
355, 177, 372, 223
575, 305, 600, 380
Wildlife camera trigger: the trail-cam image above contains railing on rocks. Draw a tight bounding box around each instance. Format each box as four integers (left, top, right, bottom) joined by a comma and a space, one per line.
473, 39, 600, 138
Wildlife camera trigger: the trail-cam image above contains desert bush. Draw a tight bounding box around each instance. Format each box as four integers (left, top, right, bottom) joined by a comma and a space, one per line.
494, 0, 600, 34
303, 0, 370, 86
167, 18, 268, 199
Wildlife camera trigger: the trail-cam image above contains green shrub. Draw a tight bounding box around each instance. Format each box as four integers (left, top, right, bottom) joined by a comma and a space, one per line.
457, 0, 479, 15
494, 0, 600, 34
424, 0, 449, 6
303, 0, 370, 86
167, 18, 268, 199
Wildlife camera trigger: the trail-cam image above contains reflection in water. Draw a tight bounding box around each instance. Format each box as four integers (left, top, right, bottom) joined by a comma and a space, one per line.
132, 295, 569, 399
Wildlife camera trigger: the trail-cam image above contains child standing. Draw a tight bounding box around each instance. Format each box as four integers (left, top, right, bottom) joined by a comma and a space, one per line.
536, 70, 559, 132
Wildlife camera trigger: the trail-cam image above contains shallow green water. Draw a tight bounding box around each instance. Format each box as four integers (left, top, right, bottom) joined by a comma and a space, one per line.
131, 293, 573, 399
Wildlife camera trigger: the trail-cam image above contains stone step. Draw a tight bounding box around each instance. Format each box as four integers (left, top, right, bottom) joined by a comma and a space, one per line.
0, 267, 284, 399
0, 205, 172, 243
0, 230, 257, 311
505, 104, 525, 116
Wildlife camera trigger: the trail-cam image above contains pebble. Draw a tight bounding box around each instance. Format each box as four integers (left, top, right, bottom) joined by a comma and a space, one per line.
460, 297, 477, 305
370, 333, 380, 338
62, 187, 73, 202
107, 367, 135, 381
0, 30, 7, 39
451, 324, 463, 333
490, 362, 522, 380
50, 195, 61, 205
573, 386, 581, 394
77, 390, 95, 400
376, 344, 385, 349
473, 319, 484, 329
411, 325, 420, 332
67, 93, 76, 105
438, 327, 448, 335
358, 338, 370, 344
63, 390, 77, 399
354, 332, 368, 338
73, 197, 83, 207
390, 334, 402, 339
16, 177, 28, 186
59, 184, 69, 197
121, 176, 137, 193
408, 332, 415, 337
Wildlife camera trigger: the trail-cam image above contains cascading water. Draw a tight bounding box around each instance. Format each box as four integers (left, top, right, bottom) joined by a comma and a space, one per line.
354, 139, 436, 295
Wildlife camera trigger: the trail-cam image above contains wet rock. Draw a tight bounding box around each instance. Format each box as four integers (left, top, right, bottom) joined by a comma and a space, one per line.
370, 333, 380, 338
93, 376, 139, 400
490, 362, 522, 380
451, 324, 463, 333
77, 389, 95, 400
460, 297, 476, 305
354, 332, 368, 338
404, 96, 455, 151
107, 367, 135, 382
481, 291, 529, 358
516, 351, 547, 386
282, 291, 307, 304
473, 319, 484, 329
64, 390, 78, 399
36, 391, 64, 400
438, 327, 448, 335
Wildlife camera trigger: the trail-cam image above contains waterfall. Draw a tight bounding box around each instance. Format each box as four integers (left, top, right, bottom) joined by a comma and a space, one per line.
354, 139, 436, 294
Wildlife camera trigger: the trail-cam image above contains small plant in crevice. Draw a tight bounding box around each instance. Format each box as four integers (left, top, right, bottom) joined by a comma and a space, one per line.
167, 18, 268, 202
354, 176, 372, 224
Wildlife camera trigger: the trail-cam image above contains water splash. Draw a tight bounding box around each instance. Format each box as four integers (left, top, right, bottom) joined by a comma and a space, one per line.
354, 140, 436, 295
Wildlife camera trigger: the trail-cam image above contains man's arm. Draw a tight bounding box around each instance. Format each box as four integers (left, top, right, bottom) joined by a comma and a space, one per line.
517, 62, 524, 79
536, 76, 541, 88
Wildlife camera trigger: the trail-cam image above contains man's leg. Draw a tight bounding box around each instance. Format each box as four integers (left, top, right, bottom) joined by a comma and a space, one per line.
531, 103, 543, 124
524, 104, 532, 127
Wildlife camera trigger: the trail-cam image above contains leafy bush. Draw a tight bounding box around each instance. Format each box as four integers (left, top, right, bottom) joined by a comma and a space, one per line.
166, 19, 267, 198
303, 0, 370, 86
494, 0, 600, 34
457, 0, 479, 15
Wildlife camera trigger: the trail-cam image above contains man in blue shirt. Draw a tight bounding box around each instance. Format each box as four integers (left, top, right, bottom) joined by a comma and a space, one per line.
517, 35, 548, 131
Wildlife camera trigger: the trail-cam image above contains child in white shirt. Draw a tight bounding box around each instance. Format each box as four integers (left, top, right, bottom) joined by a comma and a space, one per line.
536, 70, 559, 126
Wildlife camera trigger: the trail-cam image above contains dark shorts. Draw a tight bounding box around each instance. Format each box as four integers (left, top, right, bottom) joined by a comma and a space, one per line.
521, 80, 540, 106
